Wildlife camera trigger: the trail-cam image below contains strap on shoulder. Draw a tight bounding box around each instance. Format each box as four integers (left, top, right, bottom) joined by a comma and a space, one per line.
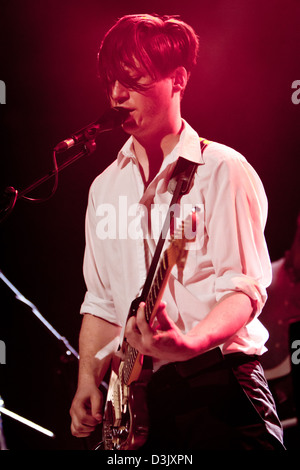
199, 137, 211, 154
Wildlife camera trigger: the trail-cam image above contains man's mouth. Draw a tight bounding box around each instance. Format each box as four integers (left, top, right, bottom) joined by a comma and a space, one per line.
122, 109, 135, 122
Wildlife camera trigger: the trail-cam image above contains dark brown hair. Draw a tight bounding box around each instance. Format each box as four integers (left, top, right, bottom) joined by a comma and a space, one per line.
98, 14, 199, 94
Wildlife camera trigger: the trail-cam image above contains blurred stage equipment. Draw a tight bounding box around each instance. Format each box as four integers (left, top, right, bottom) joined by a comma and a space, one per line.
0, 270, 77, 448
260, 213, 300, 438
0, 396, 55, 450
0, 270, 79, 359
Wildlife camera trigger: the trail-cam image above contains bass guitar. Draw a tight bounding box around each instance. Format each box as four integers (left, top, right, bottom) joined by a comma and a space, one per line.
97, 210, 197, 450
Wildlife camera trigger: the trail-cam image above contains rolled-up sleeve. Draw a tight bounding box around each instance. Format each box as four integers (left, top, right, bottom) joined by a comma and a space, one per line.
205, 148, 272, 317
80, 183, 121, 326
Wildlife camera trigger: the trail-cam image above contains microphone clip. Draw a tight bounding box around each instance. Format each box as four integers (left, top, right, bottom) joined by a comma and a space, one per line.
54, 107, 129, 153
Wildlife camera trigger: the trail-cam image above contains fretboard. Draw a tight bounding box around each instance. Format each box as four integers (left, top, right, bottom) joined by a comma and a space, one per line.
122, 249, 171, 385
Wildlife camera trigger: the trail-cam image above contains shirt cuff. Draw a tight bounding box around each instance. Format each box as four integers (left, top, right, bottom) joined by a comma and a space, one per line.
215, 273, 268, 317
80, 291, 121, 326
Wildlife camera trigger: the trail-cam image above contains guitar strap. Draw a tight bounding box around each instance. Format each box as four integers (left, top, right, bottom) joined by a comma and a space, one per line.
139, 137, 210, 303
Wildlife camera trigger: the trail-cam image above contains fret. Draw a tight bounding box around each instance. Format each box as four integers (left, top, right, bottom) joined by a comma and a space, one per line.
123, 345, 138, 384
162, 250, 168, 271
145, 301, 151, 323
147, 250, 169, 310
148, 289, 154, 308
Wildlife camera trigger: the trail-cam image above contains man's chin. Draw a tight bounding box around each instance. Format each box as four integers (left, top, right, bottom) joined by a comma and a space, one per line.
122, 120, 140, 136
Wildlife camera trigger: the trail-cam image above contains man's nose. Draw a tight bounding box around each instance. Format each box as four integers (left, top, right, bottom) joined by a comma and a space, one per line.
111, 81, 129, 105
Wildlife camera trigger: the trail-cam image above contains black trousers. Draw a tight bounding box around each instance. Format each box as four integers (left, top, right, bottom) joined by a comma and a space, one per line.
141, 349, 285, 451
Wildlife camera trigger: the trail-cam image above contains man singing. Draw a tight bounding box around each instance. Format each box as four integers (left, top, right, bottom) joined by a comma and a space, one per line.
70, 14, 284, 450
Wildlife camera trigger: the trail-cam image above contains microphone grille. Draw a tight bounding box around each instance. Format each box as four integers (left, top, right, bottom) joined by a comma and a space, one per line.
97, 107, 129, 129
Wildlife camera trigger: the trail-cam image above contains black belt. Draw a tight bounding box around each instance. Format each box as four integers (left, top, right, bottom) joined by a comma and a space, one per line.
154, 348, 259, 380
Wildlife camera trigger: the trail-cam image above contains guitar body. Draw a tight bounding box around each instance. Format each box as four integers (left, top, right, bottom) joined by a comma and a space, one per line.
101, 354, 151, 450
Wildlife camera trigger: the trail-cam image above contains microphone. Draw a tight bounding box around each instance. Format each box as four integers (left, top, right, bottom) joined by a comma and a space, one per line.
54, 107, 130, 152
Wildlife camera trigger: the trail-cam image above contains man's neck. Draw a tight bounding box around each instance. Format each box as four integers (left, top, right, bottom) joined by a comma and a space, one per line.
133, 120, 183, 185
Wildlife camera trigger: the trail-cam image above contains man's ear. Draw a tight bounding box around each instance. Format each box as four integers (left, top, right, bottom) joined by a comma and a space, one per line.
172, 66, 188, 95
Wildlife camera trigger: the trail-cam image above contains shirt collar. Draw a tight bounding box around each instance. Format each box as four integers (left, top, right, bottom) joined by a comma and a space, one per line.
117, 119, 205, 169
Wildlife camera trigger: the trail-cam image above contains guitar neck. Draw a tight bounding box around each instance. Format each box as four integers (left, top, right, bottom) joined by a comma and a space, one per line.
122, 248, 174, 385
144, 249, 172, 324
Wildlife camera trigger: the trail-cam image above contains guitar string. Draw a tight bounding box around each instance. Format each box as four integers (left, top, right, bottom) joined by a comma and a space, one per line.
123, 250, 170, 384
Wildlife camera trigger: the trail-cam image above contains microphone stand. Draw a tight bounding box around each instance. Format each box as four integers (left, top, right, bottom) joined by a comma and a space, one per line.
1, 106, 129, 223
0, 140, 96, 223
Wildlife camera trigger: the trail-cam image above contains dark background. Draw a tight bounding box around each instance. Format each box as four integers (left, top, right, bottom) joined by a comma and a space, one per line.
0, 0, 299, 450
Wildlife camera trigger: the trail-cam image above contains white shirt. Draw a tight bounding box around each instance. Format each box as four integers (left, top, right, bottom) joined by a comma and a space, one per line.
80, 120, 271, 364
